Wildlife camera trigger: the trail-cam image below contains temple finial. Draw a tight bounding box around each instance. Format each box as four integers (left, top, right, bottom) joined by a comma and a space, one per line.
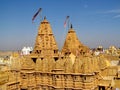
44, 16, 46, 20
70, 24, 73, 29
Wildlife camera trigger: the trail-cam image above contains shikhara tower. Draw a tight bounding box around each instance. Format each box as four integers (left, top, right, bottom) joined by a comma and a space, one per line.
62, 24, 89, 56
31, 17, 59, 59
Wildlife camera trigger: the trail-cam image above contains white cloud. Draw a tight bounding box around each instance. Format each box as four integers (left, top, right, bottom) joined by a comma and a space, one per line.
99, 9, 120, 18
105, 9, 120, 13
99, 9, 120, 14
113, 14, 120, 18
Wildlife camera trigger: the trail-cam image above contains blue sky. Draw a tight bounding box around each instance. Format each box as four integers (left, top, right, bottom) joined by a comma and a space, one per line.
0, 0, 120, 50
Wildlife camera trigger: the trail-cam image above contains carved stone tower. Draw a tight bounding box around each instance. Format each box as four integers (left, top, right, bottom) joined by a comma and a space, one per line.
31, 17, 59, 59
61, 24, 89, 56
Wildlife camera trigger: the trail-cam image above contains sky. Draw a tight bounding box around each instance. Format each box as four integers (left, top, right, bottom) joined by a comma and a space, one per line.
0, 0, 120, 51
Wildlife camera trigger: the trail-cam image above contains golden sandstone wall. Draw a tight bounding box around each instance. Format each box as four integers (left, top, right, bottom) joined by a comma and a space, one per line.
19, 55, 117, 90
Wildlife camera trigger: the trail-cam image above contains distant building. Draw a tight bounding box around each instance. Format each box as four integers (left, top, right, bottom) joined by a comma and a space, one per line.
21, 47, 33, 55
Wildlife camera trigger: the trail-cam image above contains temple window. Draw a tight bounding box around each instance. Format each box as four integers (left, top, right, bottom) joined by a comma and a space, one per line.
54, 57, 58, 61
74, 76, 77, 80
22, 74, 27, 79
39, 50, 41, 54
54, 50, 58, 54
84, 76, 86, 80
65, 52, 67, 55
56, 75, 59, 78
83, 52, 85, 55
37, 50, 39, 54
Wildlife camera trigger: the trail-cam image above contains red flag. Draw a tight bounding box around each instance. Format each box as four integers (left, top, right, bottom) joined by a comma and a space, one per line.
32, 8, 42, 22
64, 16, 69, 28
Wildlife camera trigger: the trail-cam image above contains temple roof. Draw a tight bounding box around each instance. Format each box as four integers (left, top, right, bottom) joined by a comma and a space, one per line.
62, 25, 89, 56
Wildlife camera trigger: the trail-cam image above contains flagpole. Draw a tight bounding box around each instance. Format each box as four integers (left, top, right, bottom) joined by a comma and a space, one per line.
39, 8, 42, 23
67, 16, 70, 31
32, 8, 42, 23
62, 25, 67, 49
62, 16, 70, 48
68, 18, 70, 30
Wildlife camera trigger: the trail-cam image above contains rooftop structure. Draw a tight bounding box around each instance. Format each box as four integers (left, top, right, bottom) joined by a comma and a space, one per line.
31, 17, 59, 60
62, 24, 89, 56
1, 17, 120, 90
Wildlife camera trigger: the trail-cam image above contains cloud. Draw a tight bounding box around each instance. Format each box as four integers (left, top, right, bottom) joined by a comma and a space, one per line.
99, 9, 120, 18
113, 14, 120, 18
104, 9, 120, 14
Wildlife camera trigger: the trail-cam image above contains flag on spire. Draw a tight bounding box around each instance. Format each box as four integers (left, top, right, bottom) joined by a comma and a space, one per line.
32, 8, 42, 22
64, 16, 69, 28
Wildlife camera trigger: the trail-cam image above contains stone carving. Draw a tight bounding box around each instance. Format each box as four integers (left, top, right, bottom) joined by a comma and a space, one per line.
4, 18, 120, 90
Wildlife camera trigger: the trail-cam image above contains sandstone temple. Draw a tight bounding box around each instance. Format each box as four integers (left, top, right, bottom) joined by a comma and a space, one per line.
0, 17, 120, 90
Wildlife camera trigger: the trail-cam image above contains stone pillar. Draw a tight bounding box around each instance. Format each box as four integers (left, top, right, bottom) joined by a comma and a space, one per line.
64, 74, 73, 89
27, 72, 36, 89
47, 73, 53, 89
35, 72, 42, 89
40, 73, 48, 90
73, 74, 82, 89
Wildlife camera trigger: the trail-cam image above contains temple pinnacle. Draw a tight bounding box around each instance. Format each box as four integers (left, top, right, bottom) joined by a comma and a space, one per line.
70, 24, 73, 29
44, 16, 46, 20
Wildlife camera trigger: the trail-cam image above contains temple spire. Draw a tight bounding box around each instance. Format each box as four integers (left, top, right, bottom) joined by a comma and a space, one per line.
62, 26, 89, 56
31, 18, 59, 59
44, 16, 46, 20
70, 24, 73, 29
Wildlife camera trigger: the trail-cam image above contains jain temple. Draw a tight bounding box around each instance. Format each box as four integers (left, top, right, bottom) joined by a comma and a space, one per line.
0, 17, 120, 90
